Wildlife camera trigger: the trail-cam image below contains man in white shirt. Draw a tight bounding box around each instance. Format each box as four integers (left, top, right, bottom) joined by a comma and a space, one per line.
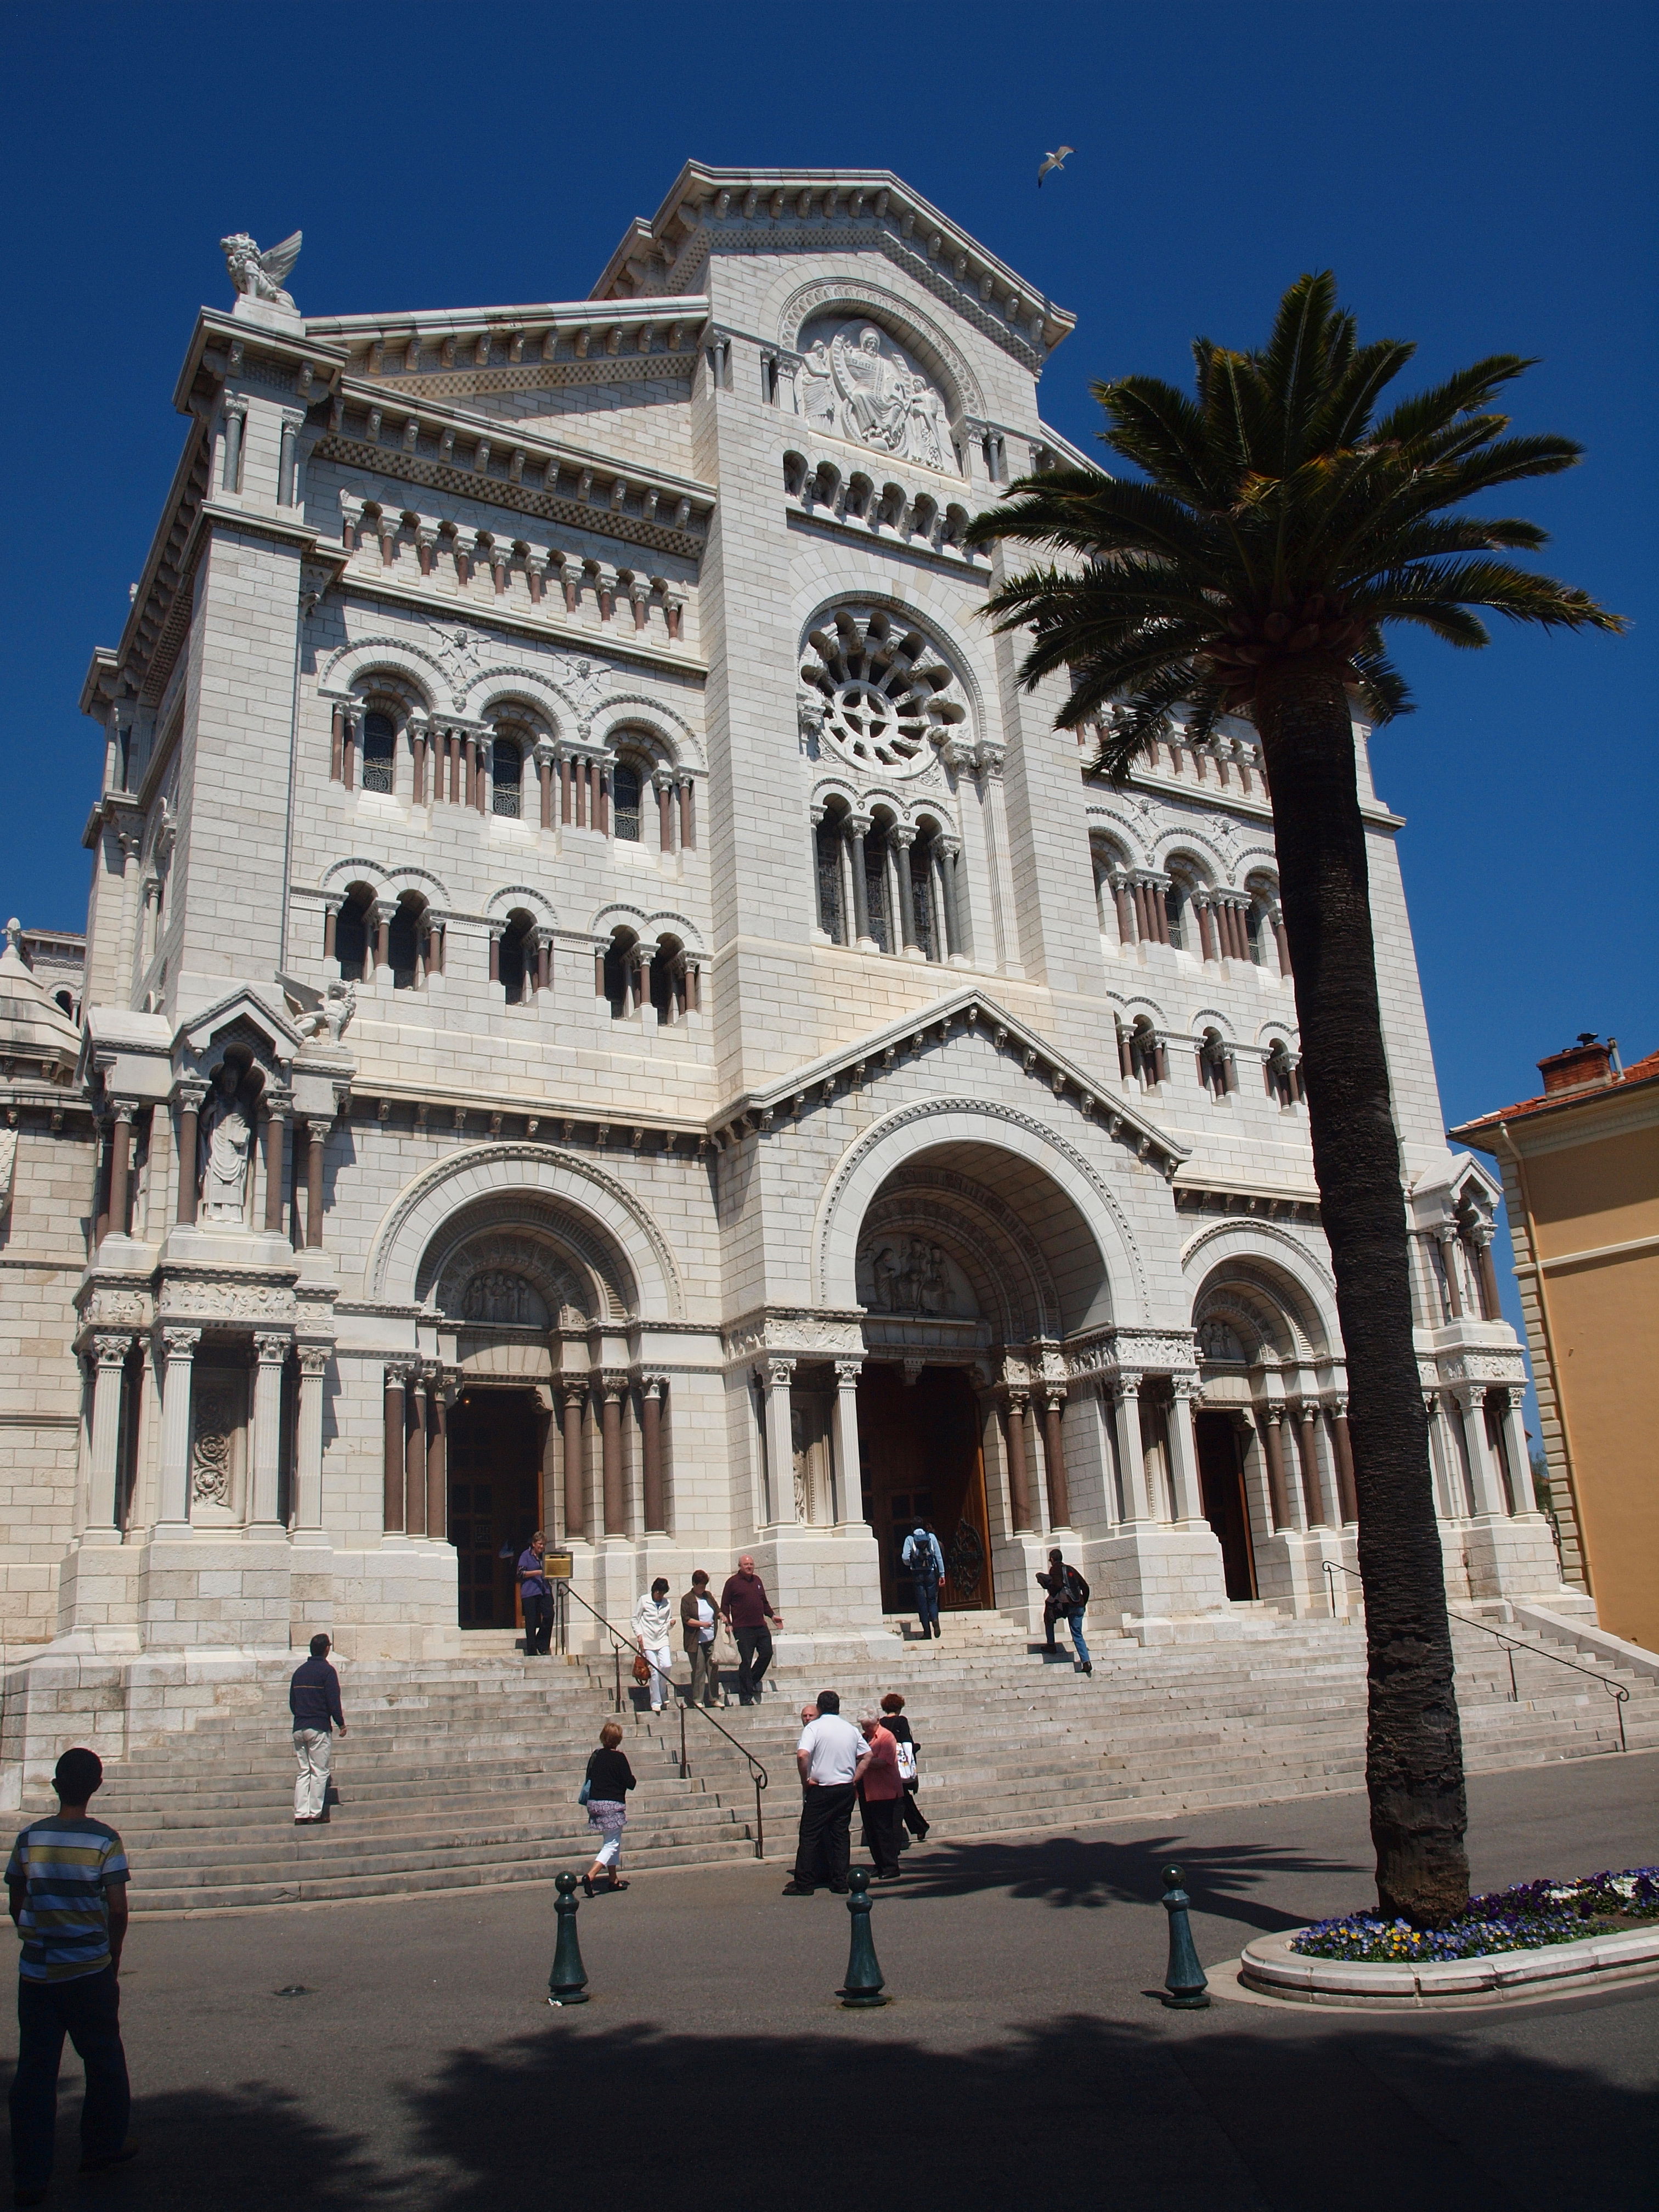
782, 1690, 872, 1895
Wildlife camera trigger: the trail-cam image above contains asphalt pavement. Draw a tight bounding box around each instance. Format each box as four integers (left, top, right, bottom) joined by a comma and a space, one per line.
4, 1750, 1655, 2211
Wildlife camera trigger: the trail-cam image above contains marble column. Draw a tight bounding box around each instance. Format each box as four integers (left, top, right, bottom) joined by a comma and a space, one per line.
938, 836, 966, 961
1436, 1227, 1464, 1320
1041, 1390, 1072, 1529
294, 1346, 329, 1534
155, 1327, 201, 1535
846, 814, 874, 949
759, 1359, 798, 1526
561, 1385, 587, 1541
262, 1101, 289, 1235
641, 1375, 667, 1534
1166, 1375, 1207, 1523
1258, 1404, 1291, 1530
1496, 1386, 1532, 1517
304, 1121, 327, 1249
1003, 1391, 1034, 1532
106, 1105, 134, 1240
1112, 1375, 1155, 1523
174, 1084, 205, 1226
1327, 1397, 1357, 1522
404, 1373, 427, 1537
1454, 1383, 1510, 1519
247, 1331, 287, 1532
383, 1366, 409, 1533
600, 1374, 628, 1535
891, 825, 922, 957
1296, 1401, 1329, 1527
832, 1359, 865, 1526
84, 1333, 133, 1541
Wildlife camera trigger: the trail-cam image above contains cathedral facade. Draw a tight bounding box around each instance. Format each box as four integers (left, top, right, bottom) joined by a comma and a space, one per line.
1, 165, 1574, 1775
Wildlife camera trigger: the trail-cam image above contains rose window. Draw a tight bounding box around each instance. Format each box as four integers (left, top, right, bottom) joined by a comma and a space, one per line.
802, 607, 966, 774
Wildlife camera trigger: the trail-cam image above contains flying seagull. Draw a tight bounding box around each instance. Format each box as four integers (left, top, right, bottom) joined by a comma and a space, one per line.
1037, 147, 1074, 188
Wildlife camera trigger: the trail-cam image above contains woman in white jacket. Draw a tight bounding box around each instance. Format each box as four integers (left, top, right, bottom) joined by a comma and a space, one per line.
632, 1578, 675, 1714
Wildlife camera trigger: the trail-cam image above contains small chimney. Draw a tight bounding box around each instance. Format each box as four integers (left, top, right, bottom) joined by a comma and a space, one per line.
1537, 1033, 1613, 1094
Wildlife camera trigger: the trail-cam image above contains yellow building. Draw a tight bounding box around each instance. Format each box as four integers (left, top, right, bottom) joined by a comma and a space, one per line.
1452, 1037, 1659, 1650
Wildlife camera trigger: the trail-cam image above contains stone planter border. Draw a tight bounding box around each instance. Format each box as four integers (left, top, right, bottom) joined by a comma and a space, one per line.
1238, 1923, 1659, 2008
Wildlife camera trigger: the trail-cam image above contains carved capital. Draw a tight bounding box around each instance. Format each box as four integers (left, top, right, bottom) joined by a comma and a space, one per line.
1169, 1372, 1203, 1402
91, 1332, 133, 1369
296, 1344, 331, 1378
253, 1331, 289, 1365
1113, 1372, 1143, 1402
641, 1373, 668, 1401
160, 1326, 201, 1363
834, 1358, 863, 1387
760, 1358, 796, 1392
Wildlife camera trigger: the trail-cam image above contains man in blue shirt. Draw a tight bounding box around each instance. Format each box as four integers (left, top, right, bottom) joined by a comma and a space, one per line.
7, 1747, 136, 2204
518, 1531, 554, 1655
902, 1522, 946, 1640
290, 1633, 347, 1824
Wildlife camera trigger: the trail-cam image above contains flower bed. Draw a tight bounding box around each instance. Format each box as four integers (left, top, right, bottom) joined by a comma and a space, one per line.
1291, 1866, 1659, 1963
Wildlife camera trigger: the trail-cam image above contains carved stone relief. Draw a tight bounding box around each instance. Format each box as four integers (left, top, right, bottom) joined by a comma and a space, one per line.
856, 1236, 977, 1318
190, 1370, 246, 1514
800, 607, 967, 776
794, 317, 955, 471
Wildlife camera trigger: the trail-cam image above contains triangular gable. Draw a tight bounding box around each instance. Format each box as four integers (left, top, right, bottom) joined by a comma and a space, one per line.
711, 989, 1189, 1179
177, 986, 304, 1064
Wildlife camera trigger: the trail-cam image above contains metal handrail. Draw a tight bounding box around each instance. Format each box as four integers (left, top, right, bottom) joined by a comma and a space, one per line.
1321, 1559, 1629, 1752
555, 1581, 771, 1856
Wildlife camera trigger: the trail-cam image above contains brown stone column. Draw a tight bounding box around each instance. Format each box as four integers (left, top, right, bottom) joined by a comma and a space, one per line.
1005, 1392, 1034, 1532
538, 752, 553, 830
1111, 877, 1136, 943
106, 1105, 134, 1240
411, 726, 427, 805
679, 778, 695, 849
595, 764, 610, 836
1259, 1406, 1290, 1530
383, 1368, 407, 1532
404, 1377, 427, 1536
1271, 908, 1291, 974
304, 1121, 326, 1250
1328, 1400, 1357, 1523
574, 758, 588, 830
330, 704, 345, 782
601, 1377, 626, 1535
561, 1386, 586, 1540
656, 777, 674, 852
559, 754, 572, 825
1296, 1402, 1328, 1527
489, 933, 501, 985
641, 1376, 666, 1533
1042, 1392, 1071, 1528
1197, 898, 1219, 962
426, 1385, 448, 1541
323, 900, 340, 960
174, 1087, 202, 1226
261, 1104, 287, 1234
539, 1397, 559, 1541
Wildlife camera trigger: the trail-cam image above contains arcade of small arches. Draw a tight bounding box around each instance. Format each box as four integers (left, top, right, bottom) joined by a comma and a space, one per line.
1092, 833, 1290, 977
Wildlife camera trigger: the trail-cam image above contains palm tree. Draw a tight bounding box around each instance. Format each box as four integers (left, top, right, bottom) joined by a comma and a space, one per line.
966, 273, 1621, 1927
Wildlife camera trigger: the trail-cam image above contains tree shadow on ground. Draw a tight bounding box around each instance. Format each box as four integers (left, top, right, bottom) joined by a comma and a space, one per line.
887, 1831, 1351, 1931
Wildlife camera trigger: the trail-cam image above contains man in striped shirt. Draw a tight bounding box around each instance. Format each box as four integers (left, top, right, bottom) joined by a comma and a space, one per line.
6, 1748, 135, 2204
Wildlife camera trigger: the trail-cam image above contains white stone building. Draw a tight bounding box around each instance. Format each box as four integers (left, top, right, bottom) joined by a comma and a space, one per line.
2, 166, 1575, 1766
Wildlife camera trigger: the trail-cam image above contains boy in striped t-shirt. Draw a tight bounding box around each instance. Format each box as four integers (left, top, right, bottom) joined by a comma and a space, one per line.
6, 1748, 136, 2204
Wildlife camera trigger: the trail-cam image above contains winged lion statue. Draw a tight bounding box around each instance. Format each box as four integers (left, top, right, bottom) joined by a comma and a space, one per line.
220, 230, 303, 312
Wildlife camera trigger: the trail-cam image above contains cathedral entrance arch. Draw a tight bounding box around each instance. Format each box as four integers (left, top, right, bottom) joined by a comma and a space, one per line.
447, 1386, 544, 1630
857, 1365, 992, 1613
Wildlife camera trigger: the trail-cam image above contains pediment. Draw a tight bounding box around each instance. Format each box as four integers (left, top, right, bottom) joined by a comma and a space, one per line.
176, 987, 304, 1066
711, 989, 1189, 1180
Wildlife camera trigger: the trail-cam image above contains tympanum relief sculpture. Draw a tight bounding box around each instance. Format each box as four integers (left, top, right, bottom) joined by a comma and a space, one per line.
794, 319, 955, 473
857, 1238, 977, 1318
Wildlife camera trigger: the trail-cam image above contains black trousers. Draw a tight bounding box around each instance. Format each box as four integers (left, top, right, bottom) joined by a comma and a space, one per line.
900, 1782, 930, 1839
793, 1781, 857, 1889
733, 1624, 773, 1703
10, 1968, 130, 2192
860, 1794, 904, 1876
522, 1593, 555, 1654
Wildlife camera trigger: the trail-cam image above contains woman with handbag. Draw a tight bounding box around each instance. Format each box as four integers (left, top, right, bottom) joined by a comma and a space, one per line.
880, 1692, 930, 1844
631, 1578, 675, 1713
580, 1720, 636, 1894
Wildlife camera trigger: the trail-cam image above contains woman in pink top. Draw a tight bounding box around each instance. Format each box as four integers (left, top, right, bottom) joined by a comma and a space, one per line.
855, 1709, 905, 1880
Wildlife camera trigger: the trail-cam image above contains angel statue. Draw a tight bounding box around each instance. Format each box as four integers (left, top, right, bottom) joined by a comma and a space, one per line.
220, 230, 303, 313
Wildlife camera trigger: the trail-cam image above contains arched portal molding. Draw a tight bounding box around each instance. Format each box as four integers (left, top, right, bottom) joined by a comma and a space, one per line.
589, 696, 707, 773
1181, 1222, 1339, 1355
367, 1143, 684, 1319
318, 639, 449, 710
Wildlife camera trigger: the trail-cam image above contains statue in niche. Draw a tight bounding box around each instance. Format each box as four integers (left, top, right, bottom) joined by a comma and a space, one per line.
197, 1063, 255, 1223
462, 1269, 546, 1326
861, 1238, 958, 1317
1198, 1316, 1246, 1363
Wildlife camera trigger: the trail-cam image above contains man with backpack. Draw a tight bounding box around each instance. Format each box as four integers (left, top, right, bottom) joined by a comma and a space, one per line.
1036, 1549, 1092, 1675
901, 1522, 946, 1640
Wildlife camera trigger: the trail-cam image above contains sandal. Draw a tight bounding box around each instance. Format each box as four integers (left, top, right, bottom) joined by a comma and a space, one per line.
581, 1873, 595, 1898
607, 1878, 630, 1891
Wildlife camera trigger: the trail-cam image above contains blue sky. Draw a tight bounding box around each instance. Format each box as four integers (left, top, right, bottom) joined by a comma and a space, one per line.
2, 2, 1652, 1314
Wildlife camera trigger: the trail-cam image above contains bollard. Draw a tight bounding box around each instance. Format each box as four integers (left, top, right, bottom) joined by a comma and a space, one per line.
837, 1867, 890, 2008
1159, 1863, 1211, 2008
548, 1870, 590, 2006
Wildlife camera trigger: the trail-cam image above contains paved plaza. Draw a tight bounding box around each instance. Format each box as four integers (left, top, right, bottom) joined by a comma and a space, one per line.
4, 1754, 1654, 2210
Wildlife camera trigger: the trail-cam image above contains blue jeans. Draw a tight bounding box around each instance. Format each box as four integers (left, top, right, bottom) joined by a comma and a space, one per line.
10, 1967, 131, 2191
1060, 1605, 1090, 1663
913, 1577, 940, 1632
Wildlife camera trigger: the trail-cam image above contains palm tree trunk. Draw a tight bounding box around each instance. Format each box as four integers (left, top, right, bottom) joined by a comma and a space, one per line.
1256, 670, 1470, 1927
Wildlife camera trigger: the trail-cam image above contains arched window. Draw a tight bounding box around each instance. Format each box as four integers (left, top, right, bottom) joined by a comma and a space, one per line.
600, 927, 638, 1019
360, 710, 396, 795
499, 911, 535, 1005
388, 894, 425, 990
335, 885, 373, 981
1164, 882, 1186, 950
815, 805, 848, 945
865, 818, 893, 953
1198, 1029, 1233, 1098
54, 990, 74, 1019
612, 760, 642, 842
1093, 843, 1133, 945
650, 935, 682, 1023
492, 735, 523, 818
1130, 1015, 1166, 1087
910, 825, 939, 961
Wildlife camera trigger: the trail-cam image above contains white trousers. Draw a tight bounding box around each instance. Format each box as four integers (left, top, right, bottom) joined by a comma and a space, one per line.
594, 1830, 622, 1869
294, 1727, 331, 1819
643, 1642, 674, 1710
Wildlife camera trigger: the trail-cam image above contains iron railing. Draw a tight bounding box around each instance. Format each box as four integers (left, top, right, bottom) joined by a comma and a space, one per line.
1321, 1559, 1629, 1751
554, 1581, 771, 1855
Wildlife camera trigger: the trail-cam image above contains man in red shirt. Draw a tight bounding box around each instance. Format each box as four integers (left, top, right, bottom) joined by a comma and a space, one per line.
719, 1555, 783, 1706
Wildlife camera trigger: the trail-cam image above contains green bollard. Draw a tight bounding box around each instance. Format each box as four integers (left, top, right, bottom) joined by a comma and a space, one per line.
1159, 1863, 1211, 2008
548, 1870, 590, 2006
838, 1868, 890, 2008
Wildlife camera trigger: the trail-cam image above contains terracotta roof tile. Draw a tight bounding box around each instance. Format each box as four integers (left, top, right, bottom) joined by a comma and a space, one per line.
1452, 1047, 1659, 1138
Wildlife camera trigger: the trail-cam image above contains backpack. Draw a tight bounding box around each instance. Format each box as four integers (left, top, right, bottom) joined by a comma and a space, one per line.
902, 1532, 938, 1577
1062, 1566, 1090, 1606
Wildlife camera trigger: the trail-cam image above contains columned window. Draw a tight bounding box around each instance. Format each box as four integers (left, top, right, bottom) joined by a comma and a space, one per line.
491, 735, 523, 818
612, 760, 642, 842
360, 710, 396, 795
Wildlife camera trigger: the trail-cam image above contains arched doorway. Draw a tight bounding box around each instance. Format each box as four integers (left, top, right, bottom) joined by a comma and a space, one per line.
857, 1365, 994, 1612
1194, 1408, 1257, 1599
447, 1387, 544, 1629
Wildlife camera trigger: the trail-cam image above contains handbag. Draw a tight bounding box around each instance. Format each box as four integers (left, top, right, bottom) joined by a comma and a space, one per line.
895, 1738, 919, 1786
713, 1621, 740, 1668
578, 1775, 592, 1806
632, 1650, 653, 1687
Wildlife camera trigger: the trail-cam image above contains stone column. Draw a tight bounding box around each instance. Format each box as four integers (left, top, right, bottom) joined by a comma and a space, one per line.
399, 1373, 425, 1537
84, 1333, 134, 1541
1425, 1389, 1463, 1517
845, 814, 874, 948
1166, 1374, 1207, 1523
302, 1120, 327, 1249
174, 1082, 205, 1226
261, 1099, 289, 1235
294, 1346, 329, 1534
426, 1378, 449, 1541
654, 771, 675, 853
1436, 1226, 1464, 1319
678, 776, 695, 849
1002, 1391, 1034, 1531
832, 1359, 864, 1526
1328, 1397, 1358, 1522
938, 836, 966, 961
1496, 1386, 1532, 1516
759, 1359, 798, 1526
534, 740, 555, 831
891, 825, 922, 957
106, 1105, 134, 1240
1296, 1401, 1329, 1527
1195, 895, 1220, 963
322, 896, 342, 961
1453, 1383, 1509, 1518
1112, 1375, 1156, 1522
1258, 1404, 1291, 1530
600, 1373, 628, 1536
1471, 1227, 1503, 1322
248, 1331, 287, 1532
383, 1365, 409, 1533
561, 1385, 587, 1541
1269, 902, 1291, 974
1040, 1390, 1072, 1528
155, 1327, 201, 1535
641, 1375, 667, 1533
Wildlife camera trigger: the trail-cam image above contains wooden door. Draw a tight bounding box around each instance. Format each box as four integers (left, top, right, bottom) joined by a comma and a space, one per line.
1195, 1409, 1257, 1601
447, 1389, 542, 1628
857, 1364, 994, 1611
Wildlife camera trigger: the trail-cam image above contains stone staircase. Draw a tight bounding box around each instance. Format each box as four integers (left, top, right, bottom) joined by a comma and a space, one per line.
43, 1607, 1659, 1915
